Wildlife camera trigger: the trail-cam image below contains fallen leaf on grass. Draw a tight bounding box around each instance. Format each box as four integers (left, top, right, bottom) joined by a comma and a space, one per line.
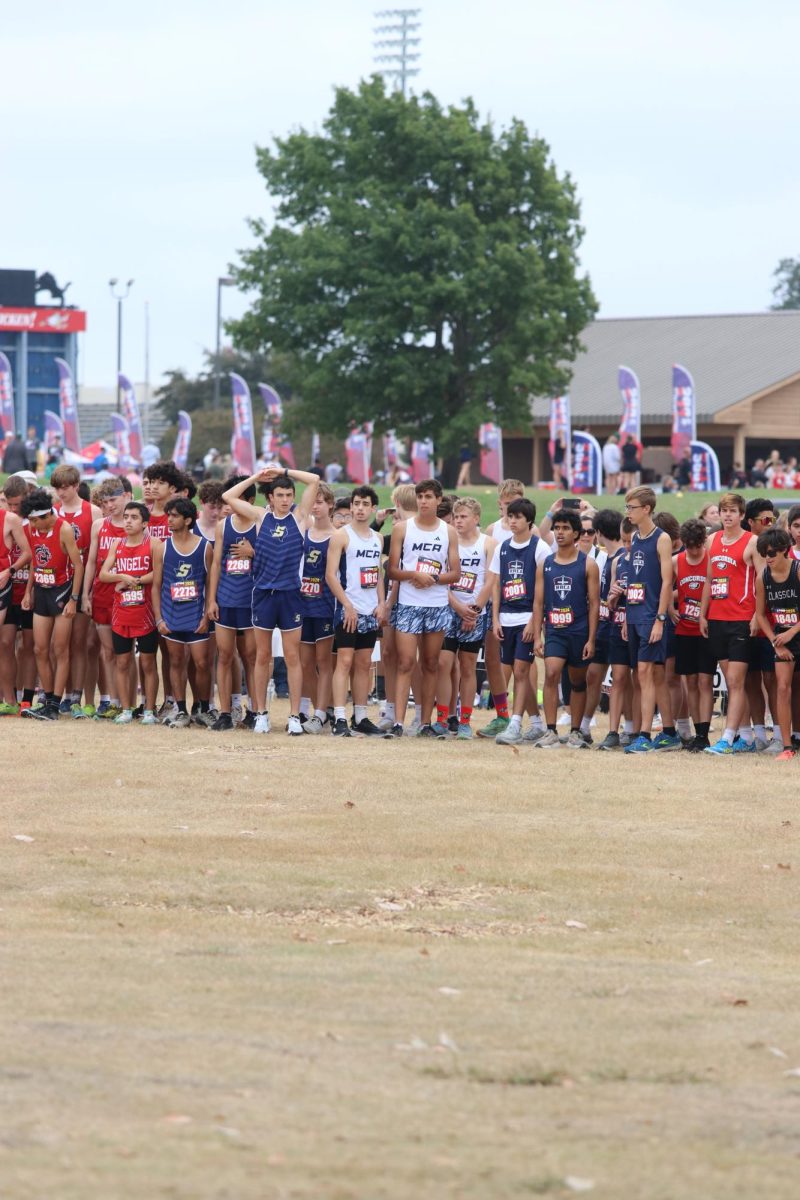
438, 1032, 460, 1052
12, 834, 34, 843
420, 948, 430, 956
777, 863, 791, 870
769, 1047, 788, 1059
511, 746, 520, 756
565, 920, 587, 930
721, 996, 748, 1006
438, 987, 461, 996
565, 1177, 595, 1193
162, 1114, 192, 1125
344, 801, 355, 808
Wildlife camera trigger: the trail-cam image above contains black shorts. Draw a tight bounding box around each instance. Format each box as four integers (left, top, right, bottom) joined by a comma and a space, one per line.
33, 581, 73, 618
675, 633, 717, 677
748, 636, 775, 673
0, 580, 11, 612
6, 602, 33, 631
333, 624, 378, 652
442, 635, 483, 654
608, 634, 631, 667
592, 638, 610, 666
112, 629, 159, 655
706, 619, 751, 665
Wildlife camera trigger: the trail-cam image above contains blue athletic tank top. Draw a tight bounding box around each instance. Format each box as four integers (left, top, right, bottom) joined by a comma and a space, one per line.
626, 527, 663, 627
498, 536, 539, 616
543, 552, 589, 635
216, 515, 257, 607
253, 509, 304, 592
301, 532, 334, 618
598, 547, 625, 641
161, 536, 208, 631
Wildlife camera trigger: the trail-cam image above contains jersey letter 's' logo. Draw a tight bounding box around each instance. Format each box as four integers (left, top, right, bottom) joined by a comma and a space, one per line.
272, 525, 286, 539
306, 549, 320, 566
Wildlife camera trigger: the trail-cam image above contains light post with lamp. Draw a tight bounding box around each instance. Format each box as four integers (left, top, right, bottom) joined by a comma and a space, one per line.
213, 276, 235, 409
108, 277, 134, 413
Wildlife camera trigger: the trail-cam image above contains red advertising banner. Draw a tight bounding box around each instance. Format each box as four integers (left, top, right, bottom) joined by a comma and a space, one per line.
0, 307, 87, 333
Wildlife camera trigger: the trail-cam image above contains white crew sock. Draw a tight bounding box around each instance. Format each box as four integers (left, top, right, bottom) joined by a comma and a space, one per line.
354, 705, 367, 723
315, 708, 327, 723
232, 693, 242, 707
580, 715, 591, 735
624, 719, 634, 734
753, 724, 766, 742
100, 694, 110, 704
723, 727, 736, 744
529, 714, 544, 732
508, 714, 522, 732
334, 706, 346, 721
383, 702, 396, 722
738, 726, 754, 745
676, 718, 692, 739
300, 696, 312, 717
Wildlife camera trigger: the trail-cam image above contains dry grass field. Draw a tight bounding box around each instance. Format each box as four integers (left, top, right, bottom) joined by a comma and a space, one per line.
4, 703, 800, 1199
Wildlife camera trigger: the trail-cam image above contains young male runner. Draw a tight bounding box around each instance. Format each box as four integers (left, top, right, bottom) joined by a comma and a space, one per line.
223, 465, 321, 734
141, 460, 182, 542
52, 464, 102, 713
99, 501, 158, 724
700, 492, 760, 754
437, 497, 496, 739
196, 481, 224, 542
673, 518, 716, 752
376, 484, 418, 733
532, 508, 599, 749
487, 498, 550, 746
387, 478, 460, 737
83, 478, 133, 718
597, 518, 635, 750
0, 488, 32, 713
622, 486, 681, 753
151, 498, 213, 729
19, 488, 84, 720
756, 526, 800, 759
654, 510, 689, 743
0, 475, 37, 713
326, 486, 388, 737
478, 479, 526, 738
299, 483, 336, 733
743, 498, 778, 750
206, 475, 261, 732
583, 509, 623, 747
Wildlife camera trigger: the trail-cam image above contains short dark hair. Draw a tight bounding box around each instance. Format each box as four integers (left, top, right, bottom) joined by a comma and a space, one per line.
757, 527, 791, 558
143, 460, 183, 491
745, 497, 776, 525
351, 485, 379, 506
679, 518, 707, 549
77, 481, 91, 502
787, 505, 800, 528
179, 472, 197, 501
21, 488, 54, 519
333, 497, 351, 513
592, 509, 622, 541
506, 497, 536, 528
552, 508, 581, 536
415, 478, 442, 498
164, 497, 197, 527
437, 497, 453, 518
266, 473, 295, 496
198, 481, 225, 505
223, 474, 256, 503
124, 501, 150, 523
654, 511, 681, 543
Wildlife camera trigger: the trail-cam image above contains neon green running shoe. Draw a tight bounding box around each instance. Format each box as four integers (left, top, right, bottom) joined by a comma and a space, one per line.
476, 715, 509, 739
0, 701, 19, 716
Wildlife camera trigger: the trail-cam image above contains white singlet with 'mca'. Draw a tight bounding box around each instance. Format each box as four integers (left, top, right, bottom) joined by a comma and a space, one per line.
451, 533, 488, 602
398, 517, 450, 609
341, 524, 383, 615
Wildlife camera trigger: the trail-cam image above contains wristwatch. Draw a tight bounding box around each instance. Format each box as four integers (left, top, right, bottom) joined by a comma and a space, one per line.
70, 594, 80, 602
656, 613, 667, 622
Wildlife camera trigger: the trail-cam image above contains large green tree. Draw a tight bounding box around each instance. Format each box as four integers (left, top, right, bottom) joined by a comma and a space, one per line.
230, 78, 598, 453
771, 257, 800, 310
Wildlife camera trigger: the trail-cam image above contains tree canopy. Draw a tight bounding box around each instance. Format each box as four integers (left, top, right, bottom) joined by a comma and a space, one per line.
230, 78, 598, 453
771, 258, 800, 310
155, 347, 290, 424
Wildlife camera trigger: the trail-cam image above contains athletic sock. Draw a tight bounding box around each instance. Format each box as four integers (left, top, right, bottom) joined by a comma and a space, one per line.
547, 723, 557, 732
199, 699, 210, 713
176, 701, 187, 714
50, 693, 61, 707
436, 704, 449, 725
314, 708, 327, 723
676, 718, 692, 739
508, 714, 522, 732
494, 692, 510, 719
300, 696, 312, 718
232, 693, 242, 707
334, 706, 346, 721
738, 726, 754, 745
623, 719, 635, 734
354, 705, 367, 724
22, 688, 34, 704
529, 714, 544, 732
662, 726, 676, 739
753, 724, 766, 742
383, 702, 396, 723
460, 706, 473, 725
695, 722, 710, 740
723, 727, 736, 744
100, 694, 110, 704
580, 716, 592, 735
415, 704, 422, 723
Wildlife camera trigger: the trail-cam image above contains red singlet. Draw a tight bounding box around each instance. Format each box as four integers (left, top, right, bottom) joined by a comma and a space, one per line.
91, 519, 126, 611
675, 550, 707, 637
30, 517, 73, 588
707, 530, 755, 621
111, 539, 155, 635
10, 522, 31, 603
56, 498, 94, 563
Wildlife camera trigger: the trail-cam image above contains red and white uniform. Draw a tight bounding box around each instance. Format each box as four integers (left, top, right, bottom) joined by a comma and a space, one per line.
91, 518, 126, 624
111, 539, 154, 636
30, 517, 73, 589
0, 510, 11, 574
10, 521, 31, 604
147, 511, 170, 542
789, 545, 800, 562
675, 551, 707, 637
707, 530, 755, 621
56, 498, 94, 563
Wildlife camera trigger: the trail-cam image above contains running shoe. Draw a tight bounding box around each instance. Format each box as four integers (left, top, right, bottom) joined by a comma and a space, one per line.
495, 723, 523, 745
761, 739, 785, 756
704, 737, 735, 755
157, 701, 178, 725
731, 736, 756, 754
131, 705, 143, 720
241, 710, 257, 731
377, 715, 394, 732
231, 703, 245, 726
596, 732, 620, 752
406, 718, 422, 737
566, 730, 589, 750
82, 704, 97, 718
353, 717, 384, 737
477, 716, 509, 739
456, 722, 473, 740
432, 721, 451, 739
211, 713, 234, 732
0, 701, 19, 716
37, 703, 60, 722
71, 703, 89, 719
651, 732, 683, 752
253, 713, 270, 734
754, 737, 769, 753
619, 731, 633, 747
165, 710, 191, 729
18, 701, 31, 716
298, 712, 308, 727
624, 734, 654, 754
303, 715, 326, 734
141, 711, 158, 726
20, 702, 44, 719
332, 718, 352, 737
97, 704, 122, 720
776, 748, 796, 761
114, 710, 133, 724
533, 729, 562, 750
416, 724, 439, 738
580, 731, 593, 746
522, 724, 547, 744
286, 715, 304, 736
192, 709, 216, 728
58, 697, 73, 715
385, 723, 404, 738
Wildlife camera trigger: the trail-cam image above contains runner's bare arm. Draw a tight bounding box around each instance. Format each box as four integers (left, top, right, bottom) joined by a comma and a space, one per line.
221, 475, 264, 522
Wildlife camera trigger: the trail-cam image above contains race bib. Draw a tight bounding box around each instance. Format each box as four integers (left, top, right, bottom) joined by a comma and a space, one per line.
548, 608, 573, 627
416, 557, 441, 577
360, 564, 379, 589
121, 587, 144, 607
34, 567, 55, 586
711, 576, 729, 599
614, 608, 626, 626
627, 581, 644, 605
502, 577, 526, 603
683, 597, 701, 622
300, 577, 321, 597
455, 570, 477, 594
170, 581, 198, 602
772, 607, 798, 627
599, 601, 610, 622
12, 566, 28, 582
225, 556, 251, 575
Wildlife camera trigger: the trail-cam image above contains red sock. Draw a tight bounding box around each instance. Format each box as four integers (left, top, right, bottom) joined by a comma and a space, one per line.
460, 706, 473, 725
494, 692, 509, 719
436, 704, 449, 725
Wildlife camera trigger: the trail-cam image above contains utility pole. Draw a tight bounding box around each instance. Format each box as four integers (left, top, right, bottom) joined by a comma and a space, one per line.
373, 8, 421, 96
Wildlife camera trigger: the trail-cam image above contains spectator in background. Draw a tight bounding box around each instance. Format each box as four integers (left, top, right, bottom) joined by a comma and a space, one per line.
749, 458, 767, 487
25, 426, 40, 473
2, 432, 28, 476
456, 443, 472, 488
602, 433, 621, 494
620, 435, 641, 490
674, 446, 692, 489
308, 457, 325, 479
324, 460, 343, 484
730, 462, 749, 489
552, 430, 567, 489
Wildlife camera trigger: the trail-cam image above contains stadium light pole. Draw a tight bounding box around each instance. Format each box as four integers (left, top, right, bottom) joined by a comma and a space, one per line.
213, 276, 235, 410
373, 8, 421, 96
108, 278, 134, 413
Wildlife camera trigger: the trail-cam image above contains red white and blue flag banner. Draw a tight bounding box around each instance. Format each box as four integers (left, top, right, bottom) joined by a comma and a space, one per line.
345, 427, 370, 484
548, 394, 571, 482
54, 357, 81, 453
258, 383, 283, 424
690, 441, 721, 492
118, 373, 143, 462
44, 410, 64, 451
278, 438, 296, 469
383, 430, 398, 470
618, 366, 641, 441
0, 352, 14, 438
411, 437, 434, 484
671, 364, 696, 460
173, 410, 192, 470
110, 413, 134, 469
571, 431, 603, 495
478, 422, 504, 484
230, 373, 257, 476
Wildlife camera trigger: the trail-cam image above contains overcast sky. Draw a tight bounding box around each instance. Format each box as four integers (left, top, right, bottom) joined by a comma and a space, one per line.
5, 0, 798, 393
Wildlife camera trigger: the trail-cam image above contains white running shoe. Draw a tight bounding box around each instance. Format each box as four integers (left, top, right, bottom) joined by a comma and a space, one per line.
141, 711, 158, 725
303, 715, 325, 734
286, 715, 304, 736
534, 730, 562, 750
496, 723, 523, 745
165, 710, 191, 729
406, 717, 421, 737
254, 713, 271, 734
114, 710, 133, 724
522, 724, 546, 744
557, 711, 571, 727
377, 715, 394, 732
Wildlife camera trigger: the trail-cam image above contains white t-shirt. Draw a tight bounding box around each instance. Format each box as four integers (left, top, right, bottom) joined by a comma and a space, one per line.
489, 537, 551, 626
602, 442, 621, 474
